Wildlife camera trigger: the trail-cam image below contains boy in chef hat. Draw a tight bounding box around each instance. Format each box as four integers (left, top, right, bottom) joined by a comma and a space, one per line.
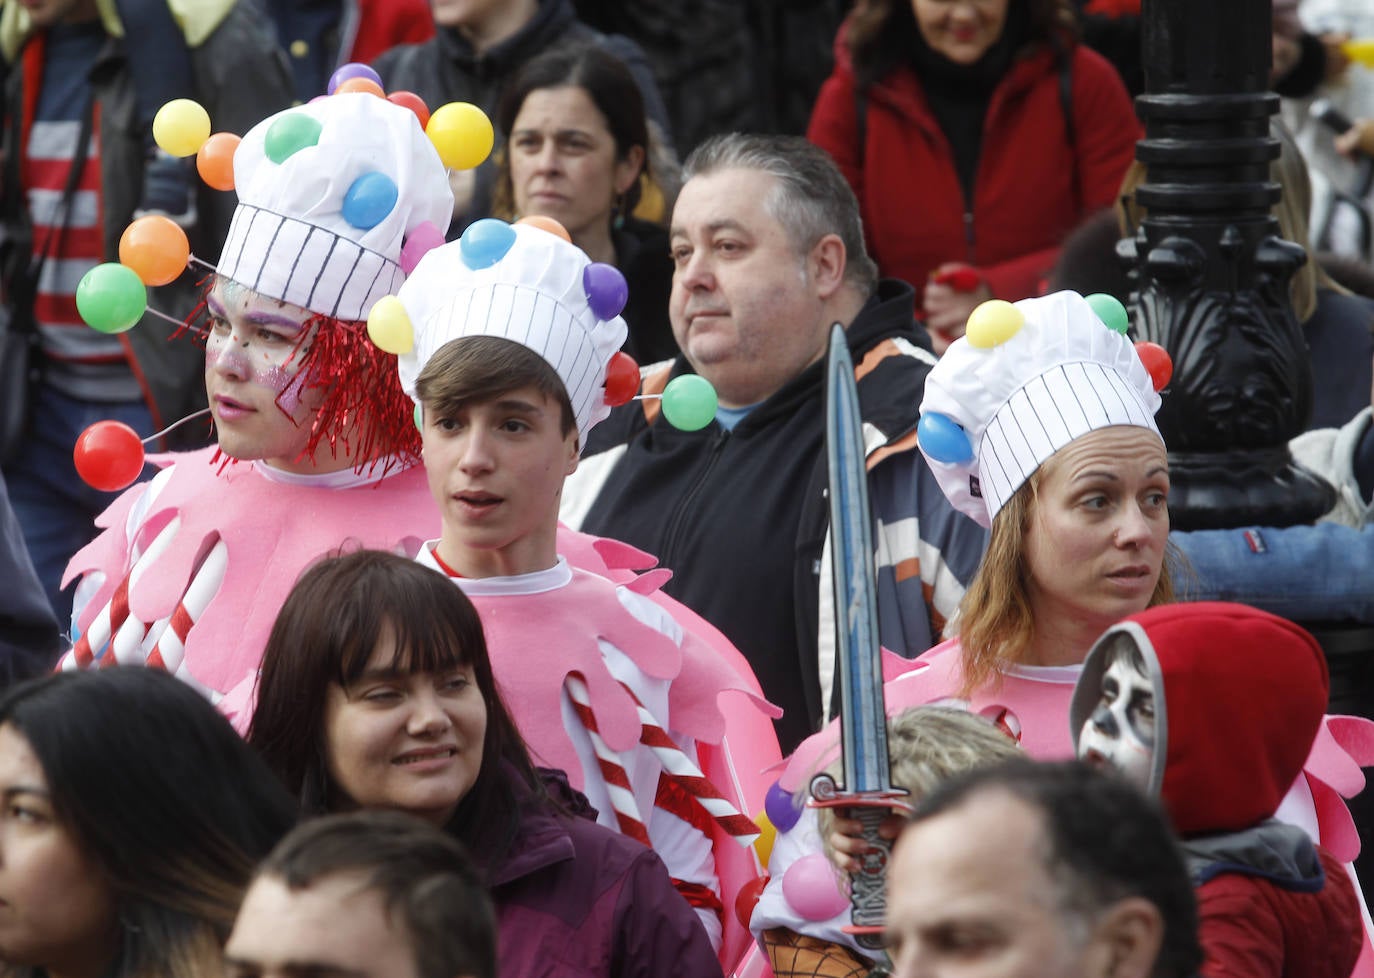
386, 218, 779, 962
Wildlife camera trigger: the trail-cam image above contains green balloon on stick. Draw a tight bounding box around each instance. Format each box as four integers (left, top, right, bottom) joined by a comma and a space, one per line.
76, 263, 148, 334
661, 375, 718, 431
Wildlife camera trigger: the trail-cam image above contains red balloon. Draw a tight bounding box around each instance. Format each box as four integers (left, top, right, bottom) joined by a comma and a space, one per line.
734, 874, 770, 930
387, 91, 431, 129
603, 351, 640, 406
1134, 341, 1173, 392
74, 421, 145, 492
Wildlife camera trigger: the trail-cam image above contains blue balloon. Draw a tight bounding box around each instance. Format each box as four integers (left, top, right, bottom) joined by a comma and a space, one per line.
459, 219, 516, 270
764, 779, 804, 834
917, 412, 974, 465
341, 172, 398, 230
583, 262, 628, 321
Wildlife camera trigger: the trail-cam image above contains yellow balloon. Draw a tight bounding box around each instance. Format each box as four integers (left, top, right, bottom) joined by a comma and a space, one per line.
965, 299, 1025, 349
752, 810, 778, 869
152, 99, 212, 158
366, 296, 414, 355
426, 102, 494, 171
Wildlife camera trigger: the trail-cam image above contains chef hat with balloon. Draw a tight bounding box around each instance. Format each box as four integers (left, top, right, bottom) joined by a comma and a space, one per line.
368, 217, 718, 447
917, 291, 1172, 528
70, 67, 497, 491
215, 92, 455, 320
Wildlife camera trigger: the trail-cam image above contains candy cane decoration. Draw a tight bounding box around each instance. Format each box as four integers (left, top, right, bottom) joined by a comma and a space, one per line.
620, 681, 760, 846
146, 536, 228, 676
564, 673, 651, 847
68, 515, 181, 669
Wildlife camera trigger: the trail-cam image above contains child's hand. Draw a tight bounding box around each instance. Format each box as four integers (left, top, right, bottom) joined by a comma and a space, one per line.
826, 811, 907, 875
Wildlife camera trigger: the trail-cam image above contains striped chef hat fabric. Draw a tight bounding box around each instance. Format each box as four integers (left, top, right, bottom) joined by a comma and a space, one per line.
394, 220, 628, 445
918, 291, 1164, 528
217, 93, 454, 322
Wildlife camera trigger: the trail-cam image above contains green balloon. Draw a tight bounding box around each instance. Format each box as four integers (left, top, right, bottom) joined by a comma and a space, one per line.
661, 375, 718, 432
1085, 292, 1130, 335
413, 402, 424, 432
76, 263, 147, 334
264, 113, 323, 164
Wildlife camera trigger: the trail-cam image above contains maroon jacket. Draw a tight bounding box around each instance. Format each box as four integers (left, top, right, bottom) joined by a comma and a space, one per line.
807, 30, 1138, 311
485, 775, 723, 978
1191, 837, 1361, 978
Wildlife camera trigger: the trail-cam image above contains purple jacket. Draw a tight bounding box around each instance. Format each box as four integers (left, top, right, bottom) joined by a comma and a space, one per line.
485, 774, 723, 978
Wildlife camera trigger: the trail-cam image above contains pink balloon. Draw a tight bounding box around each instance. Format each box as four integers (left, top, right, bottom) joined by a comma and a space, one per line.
781, 853, 850, 921
400, 221, 446, 275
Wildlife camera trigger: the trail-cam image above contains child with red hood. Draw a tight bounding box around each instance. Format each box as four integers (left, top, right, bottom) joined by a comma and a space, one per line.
1071, 602, 1365, 978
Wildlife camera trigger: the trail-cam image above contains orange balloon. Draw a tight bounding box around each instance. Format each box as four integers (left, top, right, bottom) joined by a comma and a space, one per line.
516, 215, 571, 243
196, 132, 240, 191
118, 216, 190, 287
335, 77, 385, 98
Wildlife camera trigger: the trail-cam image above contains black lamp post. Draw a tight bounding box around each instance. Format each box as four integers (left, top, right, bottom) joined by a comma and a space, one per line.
1120, 0, 1336, 531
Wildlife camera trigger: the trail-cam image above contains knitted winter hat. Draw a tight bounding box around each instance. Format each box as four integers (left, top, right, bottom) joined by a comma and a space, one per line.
392, 220, 629, 445
218, 92, 455, 321
1070, 602, 1327, 835
918, 291, 1169, 528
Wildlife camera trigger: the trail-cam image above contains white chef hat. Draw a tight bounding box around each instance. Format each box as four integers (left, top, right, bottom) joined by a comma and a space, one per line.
393, 220, 629, 445
217, 92, 454, 321
918, 291, 1168, 528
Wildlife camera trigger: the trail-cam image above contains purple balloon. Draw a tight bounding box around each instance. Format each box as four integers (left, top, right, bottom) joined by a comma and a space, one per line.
400, 221, 447, 275
583, 262, 628, 321
328, 62, 383, 95
764, 779, 804, 833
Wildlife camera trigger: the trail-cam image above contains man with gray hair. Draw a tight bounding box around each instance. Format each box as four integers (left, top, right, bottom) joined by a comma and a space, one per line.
562, 133, 985, 752
886, 759, 1202, 978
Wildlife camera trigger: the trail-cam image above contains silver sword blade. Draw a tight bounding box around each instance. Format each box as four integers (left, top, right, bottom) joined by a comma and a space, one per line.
824, 322, 891, 794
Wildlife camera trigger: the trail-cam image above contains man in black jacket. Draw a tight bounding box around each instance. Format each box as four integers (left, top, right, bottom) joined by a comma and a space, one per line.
562, 133, 986, 751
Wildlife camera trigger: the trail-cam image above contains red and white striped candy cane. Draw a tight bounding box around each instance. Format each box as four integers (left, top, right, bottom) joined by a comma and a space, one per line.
564, 673, 651, 847
67, 517, 180, 669
619, 681, 760, 846
146, 537, 228, 675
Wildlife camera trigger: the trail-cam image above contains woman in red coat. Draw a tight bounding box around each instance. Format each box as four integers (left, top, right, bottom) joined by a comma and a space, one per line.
807, 0, 1139, 350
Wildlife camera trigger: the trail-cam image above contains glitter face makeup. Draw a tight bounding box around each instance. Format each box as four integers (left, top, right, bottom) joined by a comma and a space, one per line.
203, 280, 336, 473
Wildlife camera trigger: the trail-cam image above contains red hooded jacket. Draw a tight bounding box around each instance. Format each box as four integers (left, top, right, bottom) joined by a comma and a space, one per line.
807, 26, 1139, 311
1071, 603, 1363, 978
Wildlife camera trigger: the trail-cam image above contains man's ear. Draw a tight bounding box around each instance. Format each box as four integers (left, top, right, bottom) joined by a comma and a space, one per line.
808, 233, 847, 300
1083, 897, 1164, 978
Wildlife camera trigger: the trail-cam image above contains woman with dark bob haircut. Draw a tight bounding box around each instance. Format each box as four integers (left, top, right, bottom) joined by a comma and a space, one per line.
248, 549, 721, 978
490, 43, 677, 365
807, 0, 1140, 351
0, 668, 296, 978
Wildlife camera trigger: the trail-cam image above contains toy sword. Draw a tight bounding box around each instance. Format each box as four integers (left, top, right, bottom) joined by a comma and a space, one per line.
809, 323, 909, 949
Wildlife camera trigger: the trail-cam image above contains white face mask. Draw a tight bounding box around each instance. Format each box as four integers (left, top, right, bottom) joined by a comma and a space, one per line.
1078, 646, 1156, 790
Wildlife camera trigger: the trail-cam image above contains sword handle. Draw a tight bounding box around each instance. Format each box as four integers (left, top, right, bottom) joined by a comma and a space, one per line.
847, 804, 892, 949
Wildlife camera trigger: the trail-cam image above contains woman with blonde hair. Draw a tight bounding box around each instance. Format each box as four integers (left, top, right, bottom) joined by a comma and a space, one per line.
789, 290, 1175, 775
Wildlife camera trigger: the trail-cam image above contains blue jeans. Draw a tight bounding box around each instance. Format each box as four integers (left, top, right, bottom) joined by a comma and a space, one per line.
1171, 523, 1374, 623
1, 383, 153, 629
